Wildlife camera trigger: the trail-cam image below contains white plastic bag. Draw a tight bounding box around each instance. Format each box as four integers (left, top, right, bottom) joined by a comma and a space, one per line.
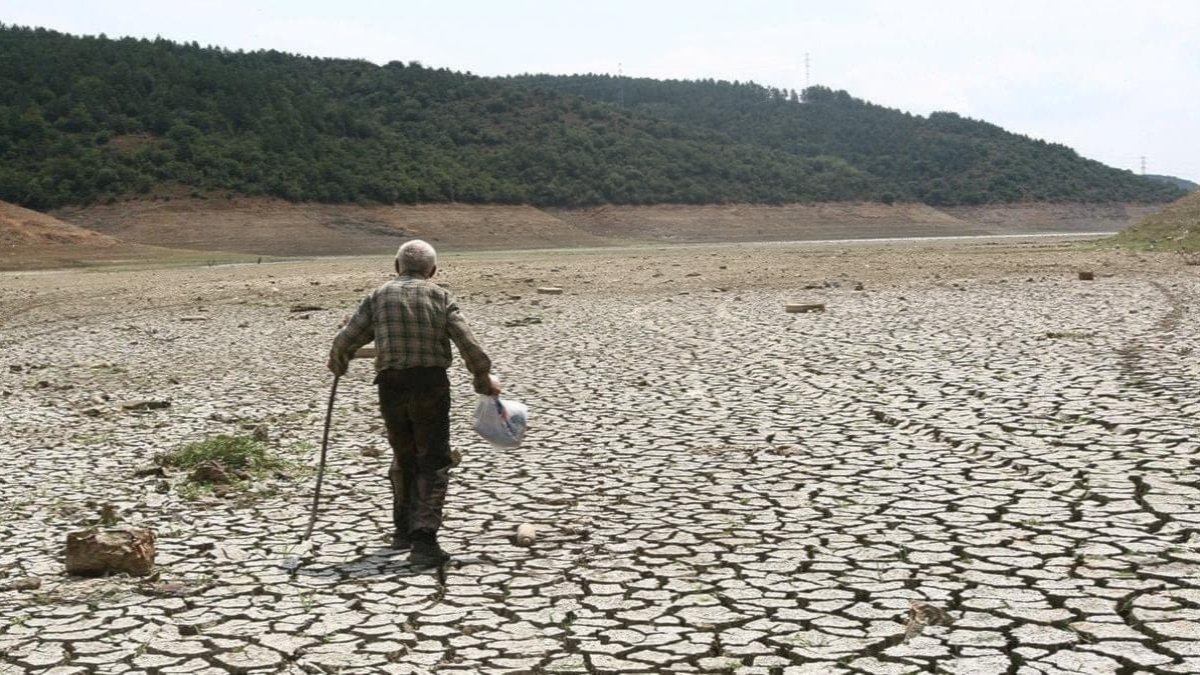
473, 395, 528, 449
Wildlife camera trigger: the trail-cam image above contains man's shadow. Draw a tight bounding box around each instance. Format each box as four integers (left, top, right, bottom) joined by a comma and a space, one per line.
289, 546, 426, 581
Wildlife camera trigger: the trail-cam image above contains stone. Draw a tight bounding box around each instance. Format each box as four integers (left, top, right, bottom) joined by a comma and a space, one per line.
251, 424, 269, 443
190, 461, 233, 484
64, 527, 156, 577
0, 576, 41, 591
786, 303, 825, 313
514, 524, 537, 547
536, 287, 564, 295
122, 399, 171, 411
1078, 271, 1095, 281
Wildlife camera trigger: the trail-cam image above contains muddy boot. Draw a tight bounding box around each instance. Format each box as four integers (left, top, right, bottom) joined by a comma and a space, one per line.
391, 530, 412, 551
409, 530, 449, 567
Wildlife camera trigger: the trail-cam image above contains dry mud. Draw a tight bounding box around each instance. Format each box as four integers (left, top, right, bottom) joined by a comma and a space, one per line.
1, 241, 1199, 674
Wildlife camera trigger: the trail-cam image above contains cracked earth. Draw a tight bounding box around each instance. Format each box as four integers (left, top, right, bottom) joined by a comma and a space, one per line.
1, 242, 1198, 674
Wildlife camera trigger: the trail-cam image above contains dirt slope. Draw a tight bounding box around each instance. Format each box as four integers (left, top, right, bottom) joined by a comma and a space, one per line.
553, 203, 982, 243
1113, 191, 1200, 251
56, 198, 1153, 258
0, 200, 128, 269
56, 199, 613, 256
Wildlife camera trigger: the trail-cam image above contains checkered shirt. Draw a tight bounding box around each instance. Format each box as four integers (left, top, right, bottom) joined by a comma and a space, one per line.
329, 275, 491, 385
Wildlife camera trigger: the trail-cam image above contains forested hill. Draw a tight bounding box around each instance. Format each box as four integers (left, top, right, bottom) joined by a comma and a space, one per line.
512, 75, 1184, 206
0, 25, 1183, 210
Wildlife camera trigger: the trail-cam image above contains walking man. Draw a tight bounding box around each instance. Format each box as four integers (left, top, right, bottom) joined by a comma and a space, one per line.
328, 240, 499, 566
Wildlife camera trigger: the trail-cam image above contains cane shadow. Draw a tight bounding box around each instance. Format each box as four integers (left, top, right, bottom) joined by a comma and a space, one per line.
288, 546, 429, 581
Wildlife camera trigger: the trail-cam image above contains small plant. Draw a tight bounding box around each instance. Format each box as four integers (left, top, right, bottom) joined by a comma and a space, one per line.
158, 434, 295, 499
158, 435, 284, 475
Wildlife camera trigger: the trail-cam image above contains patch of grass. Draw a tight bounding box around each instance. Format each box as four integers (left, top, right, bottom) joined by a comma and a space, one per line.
158, 434, 284, 475
158, 434, 297, 500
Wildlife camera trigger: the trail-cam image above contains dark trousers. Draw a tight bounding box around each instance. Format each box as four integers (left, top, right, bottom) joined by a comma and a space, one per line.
376, 368, 452, 535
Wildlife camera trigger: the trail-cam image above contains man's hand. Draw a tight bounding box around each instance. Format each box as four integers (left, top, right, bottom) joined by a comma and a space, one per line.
327, 356, 347, 377
475, 374, 502, 396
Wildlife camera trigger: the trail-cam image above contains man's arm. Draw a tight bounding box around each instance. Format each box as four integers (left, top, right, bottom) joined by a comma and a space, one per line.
327, 294, 375, 376
445, 295, 499, 395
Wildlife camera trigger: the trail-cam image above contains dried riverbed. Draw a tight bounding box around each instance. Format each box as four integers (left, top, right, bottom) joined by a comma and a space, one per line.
1, 241, 1199, 674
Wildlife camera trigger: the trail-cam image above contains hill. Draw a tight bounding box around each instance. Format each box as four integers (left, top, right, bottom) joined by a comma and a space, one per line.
0, 24, 1185, 211
1144, 174, 1199, 193
512, 75, 1183, 206
1113, 191, 1200, 252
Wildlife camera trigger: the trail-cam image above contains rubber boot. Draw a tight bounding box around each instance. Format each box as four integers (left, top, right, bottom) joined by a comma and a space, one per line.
409, 530, 450, 567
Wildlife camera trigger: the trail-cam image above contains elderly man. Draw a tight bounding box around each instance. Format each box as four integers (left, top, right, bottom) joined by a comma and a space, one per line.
328, 240, 499, 567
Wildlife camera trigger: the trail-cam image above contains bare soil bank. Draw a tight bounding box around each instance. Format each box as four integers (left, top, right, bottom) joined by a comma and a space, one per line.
55, 199, 1163, 258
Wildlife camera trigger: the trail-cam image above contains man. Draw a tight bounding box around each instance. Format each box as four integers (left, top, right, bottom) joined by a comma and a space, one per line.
328, 240, 500, 567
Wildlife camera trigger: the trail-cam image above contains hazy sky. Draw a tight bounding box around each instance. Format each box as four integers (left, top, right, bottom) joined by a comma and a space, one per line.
5, 0, 1199, 181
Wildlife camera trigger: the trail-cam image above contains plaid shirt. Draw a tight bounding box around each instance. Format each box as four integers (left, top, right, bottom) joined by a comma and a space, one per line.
329, 275, 491, 388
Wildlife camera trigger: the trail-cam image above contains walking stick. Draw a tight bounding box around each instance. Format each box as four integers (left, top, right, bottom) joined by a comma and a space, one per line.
302, 374, 339, 541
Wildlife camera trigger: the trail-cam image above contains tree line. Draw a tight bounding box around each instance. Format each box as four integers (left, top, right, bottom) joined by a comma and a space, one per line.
0, 24, 1183, 210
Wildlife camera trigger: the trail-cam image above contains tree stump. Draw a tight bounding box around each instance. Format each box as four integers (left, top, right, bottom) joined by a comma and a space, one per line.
65, 528, 156, 577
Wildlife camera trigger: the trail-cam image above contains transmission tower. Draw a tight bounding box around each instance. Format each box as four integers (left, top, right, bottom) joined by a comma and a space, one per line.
617, 63, 625, 107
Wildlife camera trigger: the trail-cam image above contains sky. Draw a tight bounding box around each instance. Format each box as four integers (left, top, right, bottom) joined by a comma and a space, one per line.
4, 0, 1199, 182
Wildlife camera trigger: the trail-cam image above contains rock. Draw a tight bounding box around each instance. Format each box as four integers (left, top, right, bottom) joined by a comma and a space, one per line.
360, 447, 383, 458
514, 523, 537, 547
1078, 271, 1095, 281
0, 576, 41, 591
290, 304, 323, 313
122, 399, 171, 412
144, 581, 195, 597
785, 303, 826, 314
190, 460, 233, 484
905, 600, 953, 641
450, 448, 463, 467
154, 479, 171, 494
65, 527, 156, 577
134, 465, 166, 478
503, 316, 543, 327
536, 287, 564, 295
251, 424, 269, 443
854, 282, 865, 291
178, 315, 208, 322
99, 503, 120, 526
